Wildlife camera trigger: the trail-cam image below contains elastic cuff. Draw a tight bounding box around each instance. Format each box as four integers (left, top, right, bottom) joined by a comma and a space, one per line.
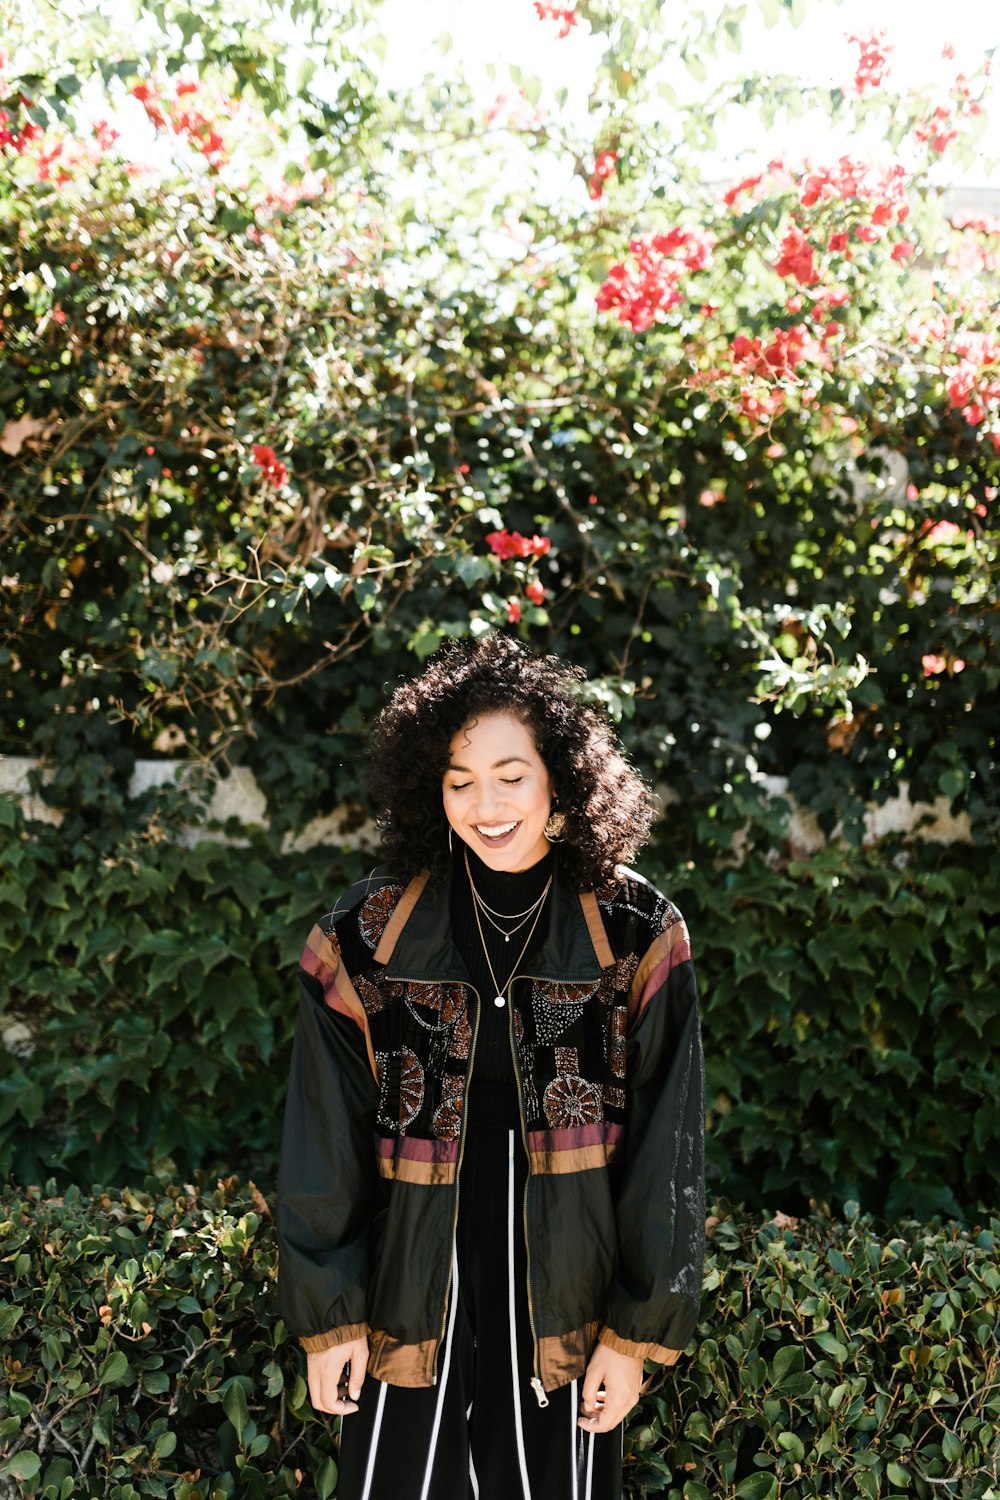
299, 1320, 370, 1353
597, 1326, 683, 1365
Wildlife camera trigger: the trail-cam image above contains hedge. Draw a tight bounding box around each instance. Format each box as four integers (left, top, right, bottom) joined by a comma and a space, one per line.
2, 794, 997, 1220
1, 1180, 998, 1499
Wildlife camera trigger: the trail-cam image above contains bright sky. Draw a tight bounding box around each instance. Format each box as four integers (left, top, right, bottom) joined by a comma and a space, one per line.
377, 0, 999, 188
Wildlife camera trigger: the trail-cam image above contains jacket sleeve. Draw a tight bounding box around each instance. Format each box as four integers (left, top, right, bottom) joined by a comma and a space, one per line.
598, 903, 705, 1365
275, 920, 381, 1352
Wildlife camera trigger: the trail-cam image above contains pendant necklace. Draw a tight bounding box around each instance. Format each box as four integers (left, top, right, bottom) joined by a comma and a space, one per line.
469, 873, 550, 1009
464, 849, 552, 943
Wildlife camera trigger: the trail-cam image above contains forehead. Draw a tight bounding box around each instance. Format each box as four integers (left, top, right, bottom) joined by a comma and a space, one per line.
446, 711, 542, 764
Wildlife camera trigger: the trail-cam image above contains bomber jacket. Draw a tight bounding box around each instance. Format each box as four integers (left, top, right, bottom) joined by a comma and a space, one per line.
276, 855, 706, 1394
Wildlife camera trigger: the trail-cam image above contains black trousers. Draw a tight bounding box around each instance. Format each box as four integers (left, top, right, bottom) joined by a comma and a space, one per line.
337, 1101, 623, 1500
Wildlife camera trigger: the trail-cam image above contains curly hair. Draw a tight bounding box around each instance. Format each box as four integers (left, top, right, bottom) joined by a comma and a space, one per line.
367, 633, 655, 892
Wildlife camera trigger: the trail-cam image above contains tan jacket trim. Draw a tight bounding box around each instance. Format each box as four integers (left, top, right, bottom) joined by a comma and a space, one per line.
627, 922, 690, 1025
303, 926, 379, 1082
367, 1329, 438, 1388
538, 1321, 601, 1392
373, 871, 430, 965
597, 1326, 683, 1364
528, 1141, 621, 1175
376, 1155, 458, 1186
299, 1320, 370, 1354
335, 965, 379, 1083
579, 890, 614, 968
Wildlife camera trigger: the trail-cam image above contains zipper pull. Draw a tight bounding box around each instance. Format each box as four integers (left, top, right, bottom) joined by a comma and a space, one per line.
530, 1377, 550, 1408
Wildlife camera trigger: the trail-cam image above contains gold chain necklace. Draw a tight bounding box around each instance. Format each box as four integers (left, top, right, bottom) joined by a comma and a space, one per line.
464, 849, 552, 943
469, 878, 550, 1009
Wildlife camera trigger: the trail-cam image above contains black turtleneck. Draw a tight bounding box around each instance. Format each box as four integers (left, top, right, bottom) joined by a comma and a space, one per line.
449, 844, 553, 1086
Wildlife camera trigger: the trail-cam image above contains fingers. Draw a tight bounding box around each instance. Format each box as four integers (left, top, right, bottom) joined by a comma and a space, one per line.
306, 1339, 368, 1415
577, 1350, 642, 1432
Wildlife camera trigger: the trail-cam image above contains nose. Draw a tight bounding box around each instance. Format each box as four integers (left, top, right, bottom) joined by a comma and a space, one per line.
473, 786, 503, 819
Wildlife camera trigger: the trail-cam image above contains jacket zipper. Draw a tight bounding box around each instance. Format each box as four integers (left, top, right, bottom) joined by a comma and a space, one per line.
507, 972, 550, 1408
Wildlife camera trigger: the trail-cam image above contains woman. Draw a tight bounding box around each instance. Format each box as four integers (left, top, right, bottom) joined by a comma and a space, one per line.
276, 633, 705, 1500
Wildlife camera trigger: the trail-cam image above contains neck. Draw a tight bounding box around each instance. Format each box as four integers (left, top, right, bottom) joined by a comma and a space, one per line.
464, 843, 552, 901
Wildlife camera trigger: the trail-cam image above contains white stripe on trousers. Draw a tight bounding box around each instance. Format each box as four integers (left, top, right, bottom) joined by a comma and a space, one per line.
584, 1429, 595, 1500
507, 1129, 533, 1499
359, 1381, 388, 1500
419, 1247, 461, 1500
570, 1380, 579, 1500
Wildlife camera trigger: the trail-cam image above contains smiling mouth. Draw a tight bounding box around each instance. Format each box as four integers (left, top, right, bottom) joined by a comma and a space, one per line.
475, 821, 519, 839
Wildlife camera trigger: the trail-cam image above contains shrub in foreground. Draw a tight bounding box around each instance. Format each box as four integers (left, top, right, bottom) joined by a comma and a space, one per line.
1, 1181, 998, 1498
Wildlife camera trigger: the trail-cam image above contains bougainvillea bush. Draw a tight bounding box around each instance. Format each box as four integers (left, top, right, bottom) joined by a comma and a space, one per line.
1, 0, 996, 850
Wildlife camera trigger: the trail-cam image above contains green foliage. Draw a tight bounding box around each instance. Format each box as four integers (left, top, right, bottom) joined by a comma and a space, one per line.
662, 841, 1000, 1221
1, 0, 997, 857
1, 1181, 997, 1498
1, 795, 997, 1219
629, 1204, 1000, 1498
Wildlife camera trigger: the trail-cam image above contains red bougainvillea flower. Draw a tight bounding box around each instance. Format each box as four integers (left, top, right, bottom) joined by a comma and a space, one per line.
848, 31, 892, 94
525, 580, 546, 604
507, 598, 522, 623
944, 332, 1000, 429
251, 443, 289, 488
533, 1, 577, 38
588, 149, 618, 200
596, 227, 716, 332
774, 227, 820, 286
891, 239, 916, 263
94, 118, 120, 150
921, 520, 963, 544
486, 529, 552, 560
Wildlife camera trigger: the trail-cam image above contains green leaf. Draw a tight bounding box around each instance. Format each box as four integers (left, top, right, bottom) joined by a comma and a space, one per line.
812, 1331, 849, 1361
223, 1378, 249, 1443
314, 1456, 337, 1499
99, 1350, 130, 1387
887, 1461, 910, 1487
0, 1451, 41, 1482
772, 1344, 804, 1382
735, 1474, 777, 1500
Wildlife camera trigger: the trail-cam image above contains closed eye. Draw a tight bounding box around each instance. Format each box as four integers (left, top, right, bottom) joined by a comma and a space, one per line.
448, 781, 472, 791
501, 777, 523, 785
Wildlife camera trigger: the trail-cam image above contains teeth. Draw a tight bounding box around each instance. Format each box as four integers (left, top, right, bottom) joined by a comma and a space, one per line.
477, 821, 517, 837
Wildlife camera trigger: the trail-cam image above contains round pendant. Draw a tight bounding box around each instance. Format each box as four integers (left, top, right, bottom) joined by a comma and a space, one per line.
504, 934, 510, 942
493, 994, 506, 1008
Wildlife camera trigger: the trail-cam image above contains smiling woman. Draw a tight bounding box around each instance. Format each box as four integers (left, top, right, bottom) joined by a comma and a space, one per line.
443, 713, 555, 869
275, 633, 707, 1500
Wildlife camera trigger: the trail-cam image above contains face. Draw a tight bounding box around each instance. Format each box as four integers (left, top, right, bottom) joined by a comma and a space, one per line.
442, 711, 553, 872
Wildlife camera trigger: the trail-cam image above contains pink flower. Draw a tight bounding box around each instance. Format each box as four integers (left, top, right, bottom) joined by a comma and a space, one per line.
774, 227, 820, 286
486, 530, 551, 560
891, 239, 916, 263
251, 443, 289, 488
848, 31, 892, 94
922, 520, 962, 545
525, 580, 545, 604
533, 1, 577, 37
587, 148, 618, 200
922, 654, 946, 676
507, 598, 522, 623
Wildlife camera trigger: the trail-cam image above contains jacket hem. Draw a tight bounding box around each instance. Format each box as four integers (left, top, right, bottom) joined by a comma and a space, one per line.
597, 1326, 684, 1364
299, 1320, 370, 1353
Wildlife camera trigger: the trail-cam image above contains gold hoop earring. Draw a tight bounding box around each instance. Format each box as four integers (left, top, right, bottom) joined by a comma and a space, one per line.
544, 810, 566, 842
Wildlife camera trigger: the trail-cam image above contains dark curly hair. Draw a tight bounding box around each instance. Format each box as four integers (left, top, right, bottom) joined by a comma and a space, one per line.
367, 633, 655, 892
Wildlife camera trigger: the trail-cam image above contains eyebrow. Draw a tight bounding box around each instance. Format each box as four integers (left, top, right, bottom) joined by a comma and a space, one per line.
446, 756, 532, 773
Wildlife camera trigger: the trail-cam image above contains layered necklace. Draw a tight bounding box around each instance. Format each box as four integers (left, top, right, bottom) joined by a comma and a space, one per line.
465, 848, 552, 1009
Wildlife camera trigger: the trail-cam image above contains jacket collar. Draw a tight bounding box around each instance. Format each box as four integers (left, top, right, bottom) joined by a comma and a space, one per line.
373, 855, 614, 984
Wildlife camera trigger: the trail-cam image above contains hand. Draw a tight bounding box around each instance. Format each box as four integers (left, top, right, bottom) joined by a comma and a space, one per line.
577, 1344, 643, 1433
306, 1336, 369, 1415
